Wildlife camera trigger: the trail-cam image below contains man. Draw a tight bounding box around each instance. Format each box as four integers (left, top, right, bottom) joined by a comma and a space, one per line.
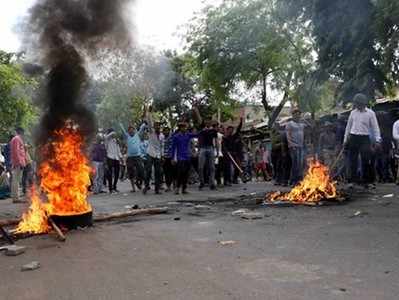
104, 128, 122, 193
143, 108, 163, 194
215, 125, 224, 186
171, 122, 198, 194
222, 117, 243, 186
22, 144, 34, 194
197, 118, 218, 190
162, 126, 175, 192
318, 121, 336, 167
344, 93, 381, 188
10, 127, 27, 203
120, 122, 146, 192
285, 108, 306, 186
392, 114, 399, 184
91, 135, 107, 194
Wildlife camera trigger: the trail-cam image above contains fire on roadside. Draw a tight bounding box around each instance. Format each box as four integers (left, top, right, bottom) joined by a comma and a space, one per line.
15, 124, 92, 234
266, 160, 339, 205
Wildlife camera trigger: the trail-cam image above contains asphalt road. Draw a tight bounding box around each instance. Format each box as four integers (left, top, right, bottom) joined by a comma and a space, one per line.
1, 182, 399, 299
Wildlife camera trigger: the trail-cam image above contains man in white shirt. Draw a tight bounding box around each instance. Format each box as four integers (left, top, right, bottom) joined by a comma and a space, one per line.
392, 118, 399, 184
104, 128, 122, 193
344, 93, 381, 187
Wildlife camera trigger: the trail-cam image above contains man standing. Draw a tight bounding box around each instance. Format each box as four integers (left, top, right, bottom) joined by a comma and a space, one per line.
197, 119, 218, 190
91, 135, 107, 194
143, 107, 163, 194
285, 108, 305, 186
10, 127, 26, 203
222, 118, 243, 186
344, 93, 381, 188
392, 114, 399, 184
120, 122, 146, 192
104, 128, 122, 193
162, 126, 175, 192
171, 122, 198, 194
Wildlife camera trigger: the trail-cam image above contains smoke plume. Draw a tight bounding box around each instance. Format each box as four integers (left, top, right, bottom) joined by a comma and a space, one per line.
25, 0, 133, 147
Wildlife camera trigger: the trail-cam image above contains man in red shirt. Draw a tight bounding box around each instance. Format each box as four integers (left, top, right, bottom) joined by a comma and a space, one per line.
10, 127, 27, 203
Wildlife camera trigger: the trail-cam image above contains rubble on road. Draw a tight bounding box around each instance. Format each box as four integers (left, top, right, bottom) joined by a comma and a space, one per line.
21, 261, 40, 272
194, 205, 212, 211
0, 245, 26, 256
231, 209, 250, 216
218, 240, 237, 246
241, 212, 264, 220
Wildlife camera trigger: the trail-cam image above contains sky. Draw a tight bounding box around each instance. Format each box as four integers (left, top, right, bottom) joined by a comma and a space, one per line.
0, 0, 214, 53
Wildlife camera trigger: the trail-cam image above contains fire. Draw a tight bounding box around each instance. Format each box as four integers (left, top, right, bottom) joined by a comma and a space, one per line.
15, 125, 92, 234
267, 160, 337, 205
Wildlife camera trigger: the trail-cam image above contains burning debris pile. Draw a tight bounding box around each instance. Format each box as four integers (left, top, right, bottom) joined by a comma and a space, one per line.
266, 160, 342, 206
16, 0, 133, 234
16, 126, 92, 234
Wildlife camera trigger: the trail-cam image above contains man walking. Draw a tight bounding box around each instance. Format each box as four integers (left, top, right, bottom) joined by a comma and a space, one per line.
10, 127, 27, 203
104, 128, 122, 193
197, 119, 218, 190
171, 122, 198, 194
120, 122, 146, 192
286, 108, 305, 186
222, 117, 243, 186
143, 107, 163, 194
344, 93, 381, 188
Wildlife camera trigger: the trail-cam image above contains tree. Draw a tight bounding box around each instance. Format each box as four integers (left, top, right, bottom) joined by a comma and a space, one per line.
0, 50, 37, 141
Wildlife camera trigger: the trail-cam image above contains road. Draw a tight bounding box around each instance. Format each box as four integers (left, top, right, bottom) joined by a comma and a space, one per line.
0, 182, 398, 299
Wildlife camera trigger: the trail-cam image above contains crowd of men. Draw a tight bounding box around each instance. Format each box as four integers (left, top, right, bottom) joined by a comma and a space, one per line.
272, 93, 399, 189
91, 106, 245, 195
2, 92, 399, 202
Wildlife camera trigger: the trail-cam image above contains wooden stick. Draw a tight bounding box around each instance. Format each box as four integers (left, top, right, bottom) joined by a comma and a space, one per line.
0, 218, 20, 227
93, 207, 169, 223
48, 217, 66, 242
0, 225, 14, 244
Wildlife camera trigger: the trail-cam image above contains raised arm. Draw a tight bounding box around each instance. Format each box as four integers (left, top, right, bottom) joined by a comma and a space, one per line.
192, 106, 203, 128
119, 123, 128, 138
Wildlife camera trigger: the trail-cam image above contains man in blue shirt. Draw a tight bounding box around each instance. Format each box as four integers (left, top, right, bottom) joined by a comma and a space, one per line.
171, 122, 198, 194
162, 126, 175, 192
120, 122, 146, 192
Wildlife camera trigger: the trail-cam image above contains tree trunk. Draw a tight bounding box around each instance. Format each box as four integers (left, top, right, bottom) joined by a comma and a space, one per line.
261, 74, 270, 112
268, 72, 293, 128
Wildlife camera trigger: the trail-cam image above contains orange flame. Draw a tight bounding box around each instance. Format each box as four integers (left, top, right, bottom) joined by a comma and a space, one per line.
15, 125, 92, 234
267, 160, 337, 205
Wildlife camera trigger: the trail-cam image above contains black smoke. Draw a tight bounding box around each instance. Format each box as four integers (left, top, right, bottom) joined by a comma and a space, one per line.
25, 0, 133, 147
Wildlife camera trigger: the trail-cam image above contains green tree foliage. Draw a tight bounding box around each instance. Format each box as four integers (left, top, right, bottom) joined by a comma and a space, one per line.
0, 51, 37, 141
282, 0, 399, 102
186, 0, 315, 117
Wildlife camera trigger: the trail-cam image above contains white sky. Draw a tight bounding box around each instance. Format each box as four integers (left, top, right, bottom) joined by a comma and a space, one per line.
0, 0, 215, 53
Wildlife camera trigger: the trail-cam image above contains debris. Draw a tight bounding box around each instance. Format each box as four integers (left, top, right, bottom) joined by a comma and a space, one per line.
349, 211, 368, 218
167, 202, 181, 207
94, 207, 169, 223
241, 212, 264, 220
124, 204, 140, 210
218, 240, 237, 246
0, 245, 26, 256
218, 230, 222, 234
21, 261, 40, 272
183, 203, 194, 207
231, 209, 249, 216
163, 281, 169, 286
385, 271, 390, 274
194, 205, 212, 211
48, 217, 66, 242
383, 194, 394, 198
173, 217, 181, 221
